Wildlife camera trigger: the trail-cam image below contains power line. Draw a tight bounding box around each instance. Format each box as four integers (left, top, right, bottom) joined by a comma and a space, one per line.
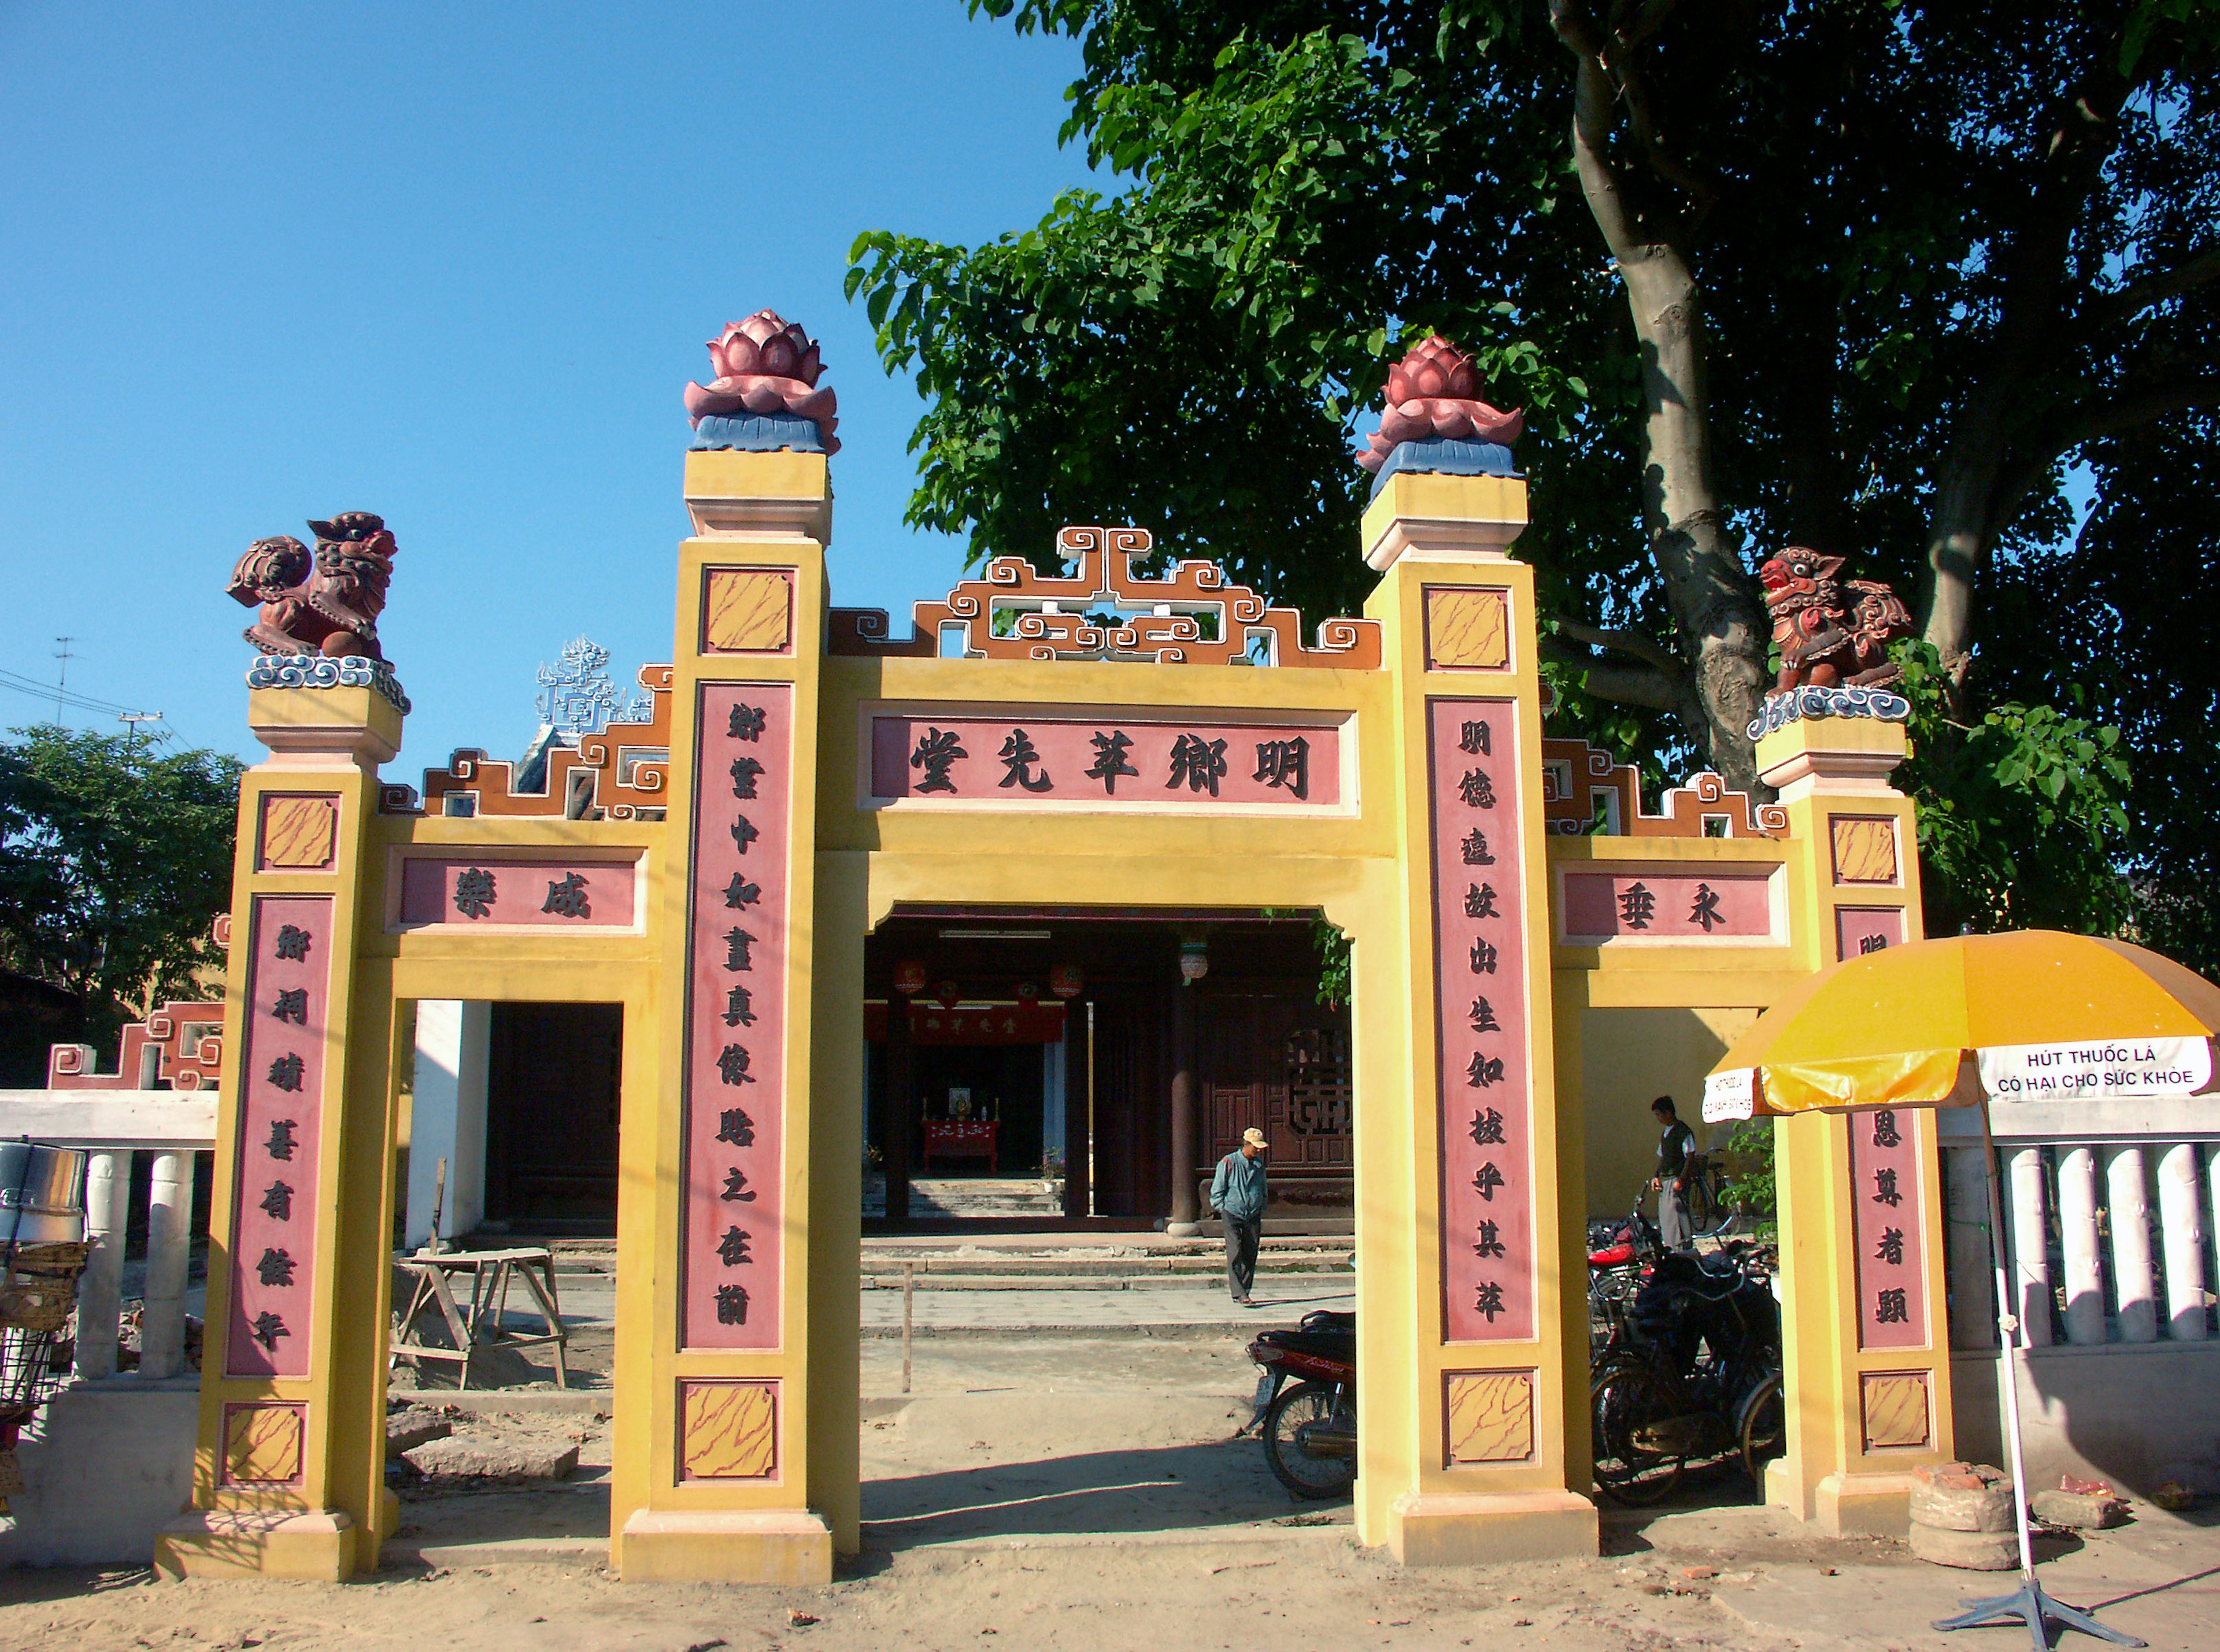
0, 666, 160, 724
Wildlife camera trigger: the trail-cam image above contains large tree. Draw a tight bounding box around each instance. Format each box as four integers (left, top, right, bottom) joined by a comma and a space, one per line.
0, 728, 242, 1057
850, 0, 2218, 954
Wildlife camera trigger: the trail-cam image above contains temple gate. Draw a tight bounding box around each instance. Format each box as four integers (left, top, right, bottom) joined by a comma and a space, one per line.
151, 320, 1952, 1582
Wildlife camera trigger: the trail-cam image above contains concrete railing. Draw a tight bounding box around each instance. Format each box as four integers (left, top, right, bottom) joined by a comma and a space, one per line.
0, 1090, 217, 1382
1938, 1097, 2220, 1497
1940, 1097, 2219, 1348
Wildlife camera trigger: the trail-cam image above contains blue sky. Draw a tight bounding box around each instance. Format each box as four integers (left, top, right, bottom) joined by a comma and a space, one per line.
0, 3, 1096, 775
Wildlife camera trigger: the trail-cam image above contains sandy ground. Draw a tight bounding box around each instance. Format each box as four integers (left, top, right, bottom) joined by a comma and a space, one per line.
3, 1335, 2215, 1651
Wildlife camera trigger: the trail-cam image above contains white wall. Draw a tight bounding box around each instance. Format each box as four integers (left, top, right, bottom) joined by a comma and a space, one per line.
406, 1000, 490, 1247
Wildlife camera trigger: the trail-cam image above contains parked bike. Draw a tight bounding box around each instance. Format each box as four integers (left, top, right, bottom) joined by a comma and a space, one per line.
1588, 1188, 1664, 1351
1590, 1244, 1782, 1505
1244, 1309, 1356, 1499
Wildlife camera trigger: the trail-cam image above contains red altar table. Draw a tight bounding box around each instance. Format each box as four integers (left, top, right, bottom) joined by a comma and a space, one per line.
920, 1118, 998, 1172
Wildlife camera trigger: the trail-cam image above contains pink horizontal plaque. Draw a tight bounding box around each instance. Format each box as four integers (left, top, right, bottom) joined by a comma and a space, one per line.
1560, 869, 1774, 942
397, 858, 637, 927
867, 714, 1341, 808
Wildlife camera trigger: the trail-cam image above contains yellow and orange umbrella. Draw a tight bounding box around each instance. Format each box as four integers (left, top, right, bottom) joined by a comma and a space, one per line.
1701, 929, 2220, 1647
1704, 930, 2220, 1122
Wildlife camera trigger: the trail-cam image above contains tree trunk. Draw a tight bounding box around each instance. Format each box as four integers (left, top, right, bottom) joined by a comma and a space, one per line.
1560, 44, 1771, 791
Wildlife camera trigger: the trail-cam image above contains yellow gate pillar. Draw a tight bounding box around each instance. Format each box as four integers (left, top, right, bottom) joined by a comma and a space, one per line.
610, 446, 850, 1582
1758, 715, 1956, 1535
1356, 470, 1598, 1564
158, 678, 407, 1580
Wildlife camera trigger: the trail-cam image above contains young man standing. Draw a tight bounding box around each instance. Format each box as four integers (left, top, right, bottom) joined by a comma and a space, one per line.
1651, 1095, 1697, 1251
1210, 1127, 1270, 1306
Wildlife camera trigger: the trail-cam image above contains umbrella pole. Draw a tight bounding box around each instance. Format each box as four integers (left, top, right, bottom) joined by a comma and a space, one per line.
1932, 1093, 2144, 1649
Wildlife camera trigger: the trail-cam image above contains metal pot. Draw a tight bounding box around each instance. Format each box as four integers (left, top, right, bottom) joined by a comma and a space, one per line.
0, 1142, 87, 1246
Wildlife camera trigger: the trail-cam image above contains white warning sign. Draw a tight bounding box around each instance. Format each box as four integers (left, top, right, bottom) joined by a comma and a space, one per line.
1977, 1038, 2211, 1103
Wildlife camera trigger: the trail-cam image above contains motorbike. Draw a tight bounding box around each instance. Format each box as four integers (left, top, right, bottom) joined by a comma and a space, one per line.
1243, 1309, 1356, 1499
1588, 1187, 1664, 1351
1590, 1243, 1783, 1505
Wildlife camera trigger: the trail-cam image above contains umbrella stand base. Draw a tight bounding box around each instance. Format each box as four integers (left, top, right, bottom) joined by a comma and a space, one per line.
1933, 1575, 2145, 1650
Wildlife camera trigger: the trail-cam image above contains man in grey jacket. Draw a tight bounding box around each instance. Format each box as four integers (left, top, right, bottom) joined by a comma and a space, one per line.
1209, 1127, 1270, 1306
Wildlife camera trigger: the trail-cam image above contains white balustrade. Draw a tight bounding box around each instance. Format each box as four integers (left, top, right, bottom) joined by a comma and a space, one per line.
2056, 1144, 2107, 1344
0, 1088, 215, 1387
73, 1150, 133, 1381
2007, 1146, 2055, 1346
2103, 1145, 2159, 1343
2155, 1143, 2208, 1342
137, 1150, 198, 1379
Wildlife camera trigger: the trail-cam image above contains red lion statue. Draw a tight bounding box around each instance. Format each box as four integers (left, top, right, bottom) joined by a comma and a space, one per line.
227, 512, 397, 661
1758, 548, 1914, 693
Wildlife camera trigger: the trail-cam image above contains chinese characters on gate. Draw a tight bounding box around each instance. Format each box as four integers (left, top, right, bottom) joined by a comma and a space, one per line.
230, 899, 330, 1376
684, 687, 789, 1349
873, 717, 1337, 808
1852, 1106, 1926, 1348
1433, 702, 1533, 1343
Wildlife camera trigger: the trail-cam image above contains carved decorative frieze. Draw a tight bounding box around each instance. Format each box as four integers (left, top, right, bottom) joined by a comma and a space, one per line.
390, 665, 674, 818
47, 1001, 225, 1092
831, 527, 1381, 669
1540, 739, 1788, 838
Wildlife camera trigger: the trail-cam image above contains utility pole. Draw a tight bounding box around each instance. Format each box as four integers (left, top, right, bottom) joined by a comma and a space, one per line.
52, 636, 76, 727
117, 711, 164, 757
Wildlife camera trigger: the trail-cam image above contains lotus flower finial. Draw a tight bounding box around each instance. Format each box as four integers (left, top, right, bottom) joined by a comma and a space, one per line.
684, 310, 839, 453
1359, 334, 1522, 472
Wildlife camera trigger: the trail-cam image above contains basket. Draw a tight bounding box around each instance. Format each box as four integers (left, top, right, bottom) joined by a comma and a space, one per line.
0, 1242, 88, 1334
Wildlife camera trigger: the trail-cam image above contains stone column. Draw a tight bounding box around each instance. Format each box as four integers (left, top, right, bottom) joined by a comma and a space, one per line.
883, 990, 914, 1224
610, 443, 845, 1583
158, 676, 404, 1580
1167, 969, 1200, 1234
73, 1150, 132, 1381
1357, 464, 1597, 1564
1758, 714, 1956, 1538
136, 1149, 197, 1380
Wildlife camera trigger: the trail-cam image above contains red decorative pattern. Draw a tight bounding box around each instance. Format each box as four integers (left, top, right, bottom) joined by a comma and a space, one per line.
1431, 701, 1535, 1343
1850, 1108, 1929, 1350
682, 684, 793, 1350
1540, 739, 1788, 838
832, 527, 1380, 670
394, 665, 674, 818
227, 895, 332, 1379
47, 1001, 224, 1092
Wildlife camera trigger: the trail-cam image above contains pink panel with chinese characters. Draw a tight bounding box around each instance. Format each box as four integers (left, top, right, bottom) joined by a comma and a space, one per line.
1559, 869, 1775, 942
867, 715, 1341, 807
1835, 906, 1908, 961
226, 894, 332, 1379
682, 685, 792, 1350
397, 858, 638, 927
1850, 1108, 1929, 1349
1430, 700, 1535, 1343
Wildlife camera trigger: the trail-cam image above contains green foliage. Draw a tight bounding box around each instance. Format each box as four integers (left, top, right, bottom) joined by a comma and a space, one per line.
0, 728, 242, 1047
1718, 1119, 1778, 1223
1892, 643, 2134, 936
854, 0, 2219, 949
1311, 915, 1350, 1008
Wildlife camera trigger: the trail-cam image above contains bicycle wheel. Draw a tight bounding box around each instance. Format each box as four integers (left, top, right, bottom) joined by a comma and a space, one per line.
1592, 1361, 1686, 1506
1737, 1373, 1786, 1483
1263, 1380, 1357, 1500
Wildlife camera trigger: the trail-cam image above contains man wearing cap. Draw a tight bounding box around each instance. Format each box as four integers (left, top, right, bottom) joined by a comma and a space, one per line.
1209, 1127, 1270, 1306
